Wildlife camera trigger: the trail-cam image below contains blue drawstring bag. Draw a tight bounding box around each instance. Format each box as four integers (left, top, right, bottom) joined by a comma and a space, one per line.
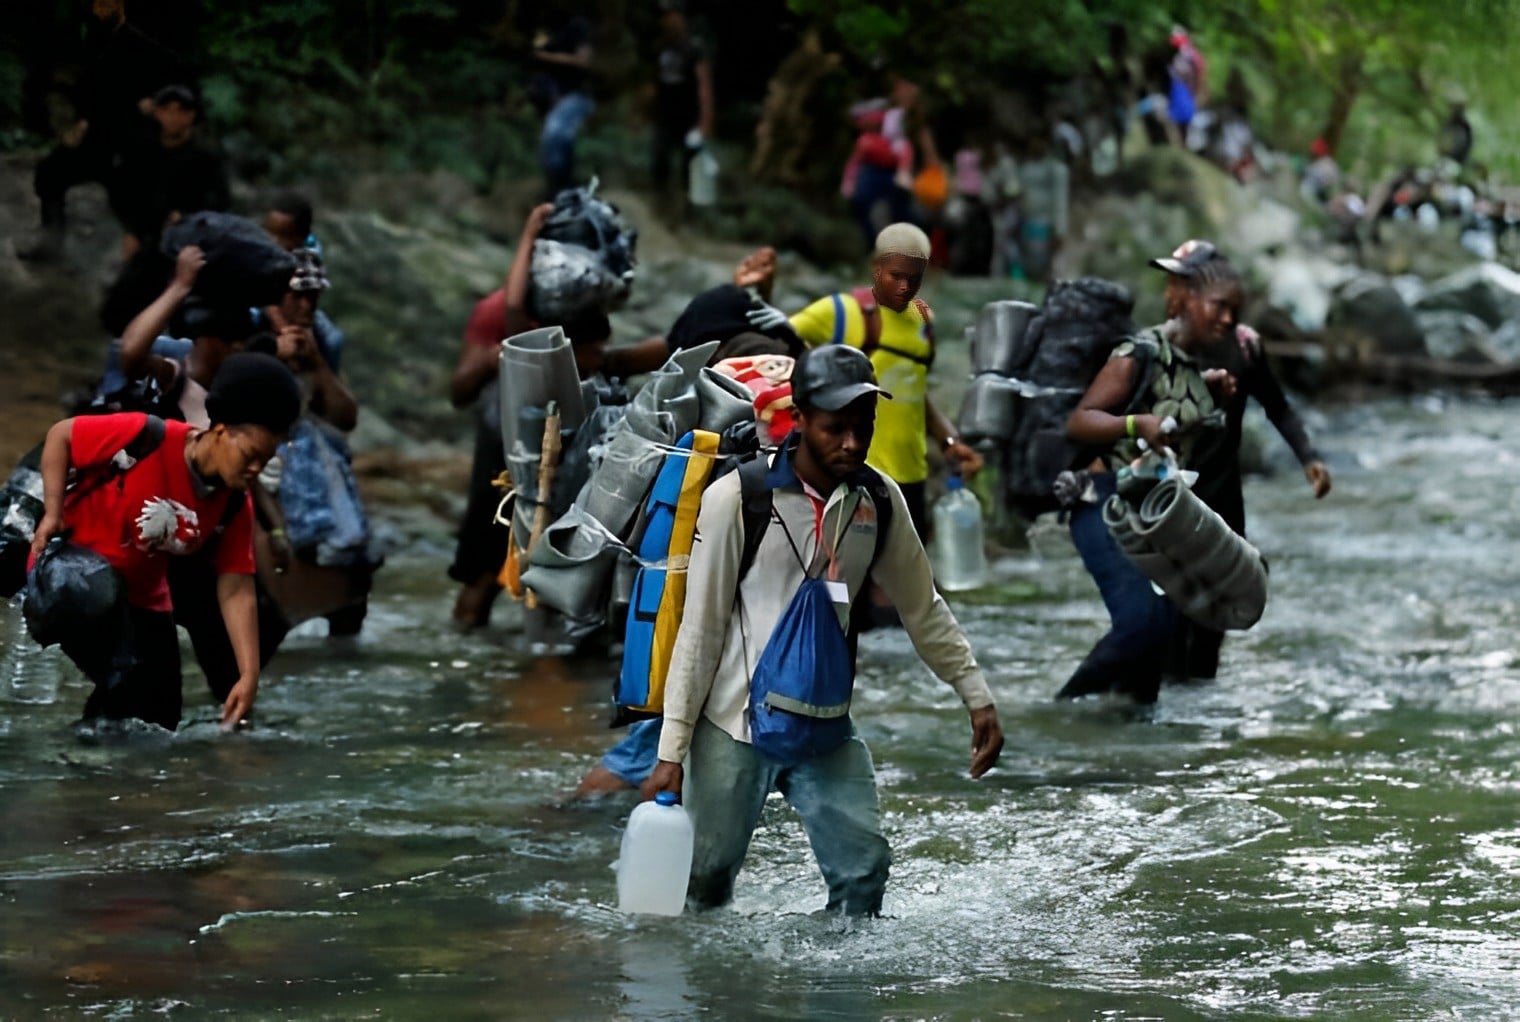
748, 576, 854, 766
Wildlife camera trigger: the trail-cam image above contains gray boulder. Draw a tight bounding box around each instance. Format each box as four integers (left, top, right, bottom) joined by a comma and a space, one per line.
1326, 274, 1425, 355
1416, 310, 1497, 363
1415, 262, 1520, 329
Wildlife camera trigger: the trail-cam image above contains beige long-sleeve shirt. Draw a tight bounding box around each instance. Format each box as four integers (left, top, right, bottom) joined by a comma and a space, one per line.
655, 447, 994, 765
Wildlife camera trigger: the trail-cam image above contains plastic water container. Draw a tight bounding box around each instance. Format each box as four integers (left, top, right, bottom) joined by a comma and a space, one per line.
932, 476, 988, 591
617, 792, 693, 915
688, 148, 719, 208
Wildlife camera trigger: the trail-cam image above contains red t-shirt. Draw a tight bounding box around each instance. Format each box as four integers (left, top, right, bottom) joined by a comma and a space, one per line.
63, 413, 255, 611
465, 289, 508, 348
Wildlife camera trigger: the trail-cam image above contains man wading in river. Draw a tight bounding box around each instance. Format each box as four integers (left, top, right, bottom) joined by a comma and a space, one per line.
643, 346, 1003, 915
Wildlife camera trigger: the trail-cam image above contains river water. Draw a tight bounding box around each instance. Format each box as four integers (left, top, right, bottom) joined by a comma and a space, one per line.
2, 396, 1518, 1020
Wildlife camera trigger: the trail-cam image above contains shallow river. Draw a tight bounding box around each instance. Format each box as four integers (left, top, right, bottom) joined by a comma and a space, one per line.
2, 397, 1518, 1020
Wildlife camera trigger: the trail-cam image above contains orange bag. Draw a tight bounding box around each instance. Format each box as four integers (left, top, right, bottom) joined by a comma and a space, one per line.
912, 163, 949, 210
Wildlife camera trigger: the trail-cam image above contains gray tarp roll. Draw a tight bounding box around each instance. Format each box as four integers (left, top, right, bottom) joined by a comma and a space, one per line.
520, 340, 755, 631
498, 325, 587, 458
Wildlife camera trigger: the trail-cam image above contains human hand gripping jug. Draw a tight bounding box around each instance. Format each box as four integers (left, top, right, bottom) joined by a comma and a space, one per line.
616, 792, 693, 915
931, 475, 988, 591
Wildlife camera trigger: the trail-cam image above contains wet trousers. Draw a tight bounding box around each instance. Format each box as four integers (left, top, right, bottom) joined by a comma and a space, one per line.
62, 603, 183, 730
685, 717, 891, 916
1060, 474, 1177, 703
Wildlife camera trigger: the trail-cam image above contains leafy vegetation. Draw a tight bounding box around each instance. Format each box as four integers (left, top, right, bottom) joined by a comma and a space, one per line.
3, 0, 1516, 200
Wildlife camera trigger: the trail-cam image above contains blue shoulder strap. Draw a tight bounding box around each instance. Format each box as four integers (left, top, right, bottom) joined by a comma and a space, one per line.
829, 292, 847, 346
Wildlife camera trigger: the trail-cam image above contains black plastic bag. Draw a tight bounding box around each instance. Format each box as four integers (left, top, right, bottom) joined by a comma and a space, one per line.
161, 211, 297, 309
0, 445, 45, 598
22, 539, 125, 648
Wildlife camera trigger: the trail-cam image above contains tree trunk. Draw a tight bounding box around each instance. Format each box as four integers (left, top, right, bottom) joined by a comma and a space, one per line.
750, 29, 841, 185
1320, 54, 1365, 153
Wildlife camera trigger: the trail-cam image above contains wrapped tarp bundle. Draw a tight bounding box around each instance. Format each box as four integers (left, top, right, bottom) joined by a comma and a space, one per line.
499, 325, 588, 455
520, 341, 754, 635
1103, 478, 1268, 632
530, 184, 639, 323
498, 325, 591, 552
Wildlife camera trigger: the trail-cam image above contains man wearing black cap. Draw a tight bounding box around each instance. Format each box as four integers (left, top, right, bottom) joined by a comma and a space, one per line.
642, 345, 1003, 916
29, 352, 301, 731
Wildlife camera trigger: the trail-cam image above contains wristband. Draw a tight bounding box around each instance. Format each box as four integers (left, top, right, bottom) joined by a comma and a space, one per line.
944, 435, 959, 450
269, 527, 286, 538
1125, 415, 1137, 438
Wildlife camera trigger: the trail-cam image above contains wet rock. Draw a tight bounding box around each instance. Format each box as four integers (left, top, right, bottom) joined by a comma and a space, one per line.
1417, 309, 1497, 363
1326, 274, 1425, 355
1414, 262, 1520, 330
1261, 251, 1356, 332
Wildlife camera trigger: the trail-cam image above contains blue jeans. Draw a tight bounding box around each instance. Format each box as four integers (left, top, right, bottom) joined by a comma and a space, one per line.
1059, 474, 1176, 703
850, 163, 912, 251
601, 717, 662, 786
540, 91, 594, 196
684, 717, 891, 915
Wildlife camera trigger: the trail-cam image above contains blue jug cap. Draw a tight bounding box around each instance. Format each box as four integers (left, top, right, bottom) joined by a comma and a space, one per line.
654, 791, 679, 807
945, 475, 965, 491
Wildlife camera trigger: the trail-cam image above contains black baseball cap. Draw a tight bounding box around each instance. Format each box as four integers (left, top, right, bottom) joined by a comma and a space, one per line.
1149, 238, 1220, 277
791, 346, 892, 411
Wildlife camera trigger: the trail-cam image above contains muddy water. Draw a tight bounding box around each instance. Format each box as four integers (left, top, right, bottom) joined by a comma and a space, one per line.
2, 396, 1518, 1020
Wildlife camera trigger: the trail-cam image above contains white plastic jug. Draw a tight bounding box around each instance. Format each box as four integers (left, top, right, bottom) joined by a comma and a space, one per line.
617, 792, 693, 915
931, 476, 988, 591
688, 148, 719, 208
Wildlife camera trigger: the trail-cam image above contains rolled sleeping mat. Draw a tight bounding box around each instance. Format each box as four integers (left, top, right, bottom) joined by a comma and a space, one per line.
958, 374, 1019, 445
499, 326, 588, 457
1197, 545, 1268, 631
518, 506, 624, 624
1131, 479, 1269, 631
1126, 547, 1199, 609
970, 300, 1040, 376
1102, 493, 1149, 555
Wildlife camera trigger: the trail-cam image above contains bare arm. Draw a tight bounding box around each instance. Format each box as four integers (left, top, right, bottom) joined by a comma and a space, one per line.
925, 395, 983, 476
535, 44, 592, 69
216, 571, 260, 728
504, 203, 553, 326
302, 344, 359, 431
695, 58, 715, 139
120, 245, 203, 380
451, 204, 556, 407
1066, 356, 1170, 451
604, 337, 672, 378
29, 419, 74, 557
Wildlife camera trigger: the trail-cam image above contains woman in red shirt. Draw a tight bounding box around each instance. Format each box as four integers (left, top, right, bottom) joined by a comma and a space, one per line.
29, 352, 301, 731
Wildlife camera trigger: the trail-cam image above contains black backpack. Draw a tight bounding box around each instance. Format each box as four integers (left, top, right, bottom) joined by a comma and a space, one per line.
1001, 278, 1149, 520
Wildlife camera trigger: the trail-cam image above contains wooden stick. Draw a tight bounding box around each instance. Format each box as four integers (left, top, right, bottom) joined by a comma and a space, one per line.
523, 402, 563, 612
